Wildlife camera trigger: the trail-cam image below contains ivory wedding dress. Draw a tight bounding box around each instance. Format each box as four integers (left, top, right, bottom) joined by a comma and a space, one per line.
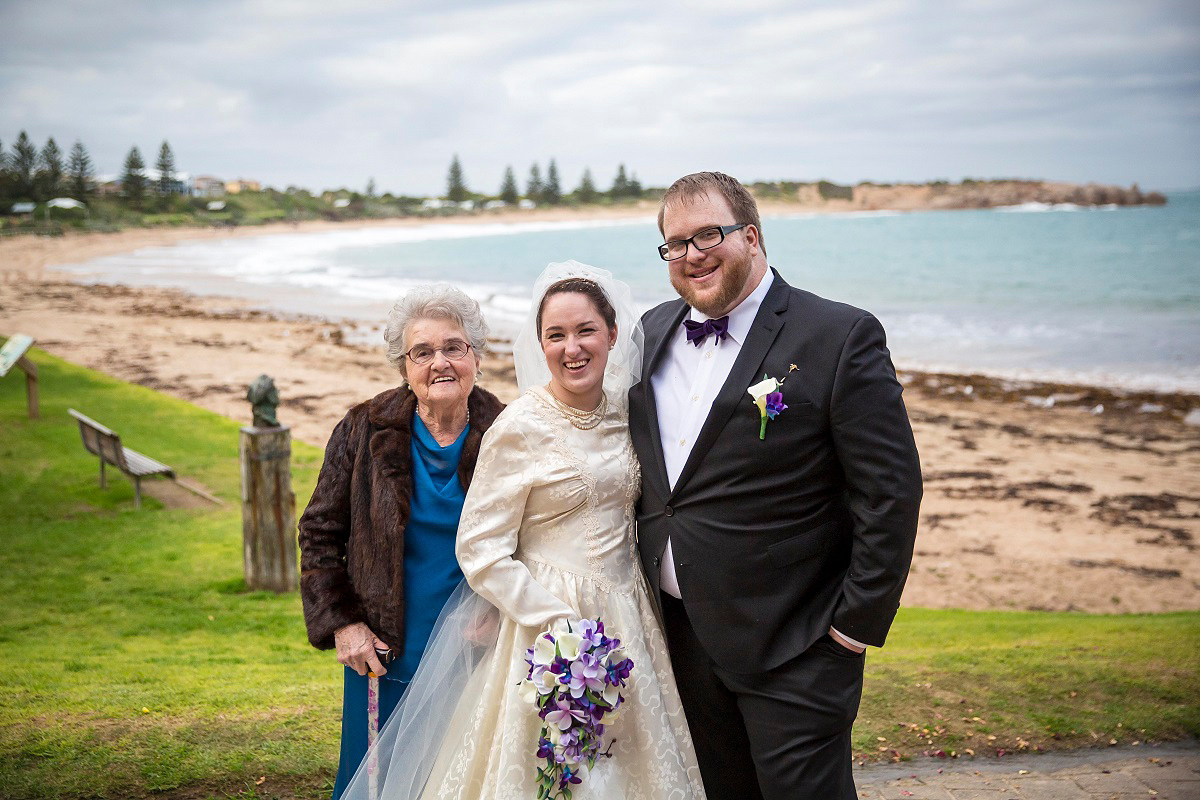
423, 386, 703, 798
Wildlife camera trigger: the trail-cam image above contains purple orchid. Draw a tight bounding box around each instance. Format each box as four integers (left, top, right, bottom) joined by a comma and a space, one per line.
765, 391, 787, 419
576, 618, 606, 649
568, 653, 607, 697
607, 656, 633, 685
537, 737, 555, 760
545, 697, 588, 731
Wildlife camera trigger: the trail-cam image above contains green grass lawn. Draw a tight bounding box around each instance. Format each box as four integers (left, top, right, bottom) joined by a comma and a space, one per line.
0, 345, 1197, 798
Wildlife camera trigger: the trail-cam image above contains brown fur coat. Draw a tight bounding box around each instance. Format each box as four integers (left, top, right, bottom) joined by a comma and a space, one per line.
297, 385, 505, 651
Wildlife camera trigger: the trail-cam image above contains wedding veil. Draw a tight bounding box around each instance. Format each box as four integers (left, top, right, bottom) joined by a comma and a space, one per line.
340, 581, 496, 800
512, 260, 644, 406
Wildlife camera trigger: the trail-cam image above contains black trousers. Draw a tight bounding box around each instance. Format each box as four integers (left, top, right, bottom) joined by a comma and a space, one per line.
660, 592, 864, 800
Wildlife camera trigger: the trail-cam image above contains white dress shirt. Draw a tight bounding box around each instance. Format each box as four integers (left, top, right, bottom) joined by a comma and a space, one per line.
651, 269, 774, 598
649, 269, 868, 651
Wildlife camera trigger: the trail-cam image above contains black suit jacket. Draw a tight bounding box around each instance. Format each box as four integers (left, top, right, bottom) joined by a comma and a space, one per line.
630, 270, 922, 673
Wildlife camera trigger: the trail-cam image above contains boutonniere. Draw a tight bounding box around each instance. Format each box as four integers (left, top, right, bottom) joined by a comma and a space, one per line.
747, 374, 788, 440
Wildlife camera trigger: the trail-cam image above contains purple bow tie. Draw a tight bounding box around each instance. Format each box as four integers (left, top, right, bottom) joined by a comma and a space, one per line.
683, 315, 730, 347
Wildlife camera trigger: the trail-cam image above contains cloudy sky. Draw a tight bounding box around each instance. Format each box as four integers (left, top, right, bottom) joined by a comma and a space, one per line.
2, 0, 1197, 196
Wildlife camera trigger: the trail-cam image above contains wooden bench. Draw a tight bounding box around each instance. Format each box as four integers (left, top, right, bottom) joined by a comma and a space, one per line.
68, 409, 176, 509
0, 334, 38, 418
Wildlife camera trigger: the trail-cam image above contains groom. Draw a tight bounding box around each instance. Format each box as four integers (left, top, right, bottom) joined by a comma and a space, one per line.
630, 172, 922, 799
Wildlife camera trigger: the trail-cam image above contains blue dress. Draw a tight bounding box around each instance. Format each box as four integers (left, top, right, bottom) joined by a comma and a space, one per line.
331, 416, 468, 799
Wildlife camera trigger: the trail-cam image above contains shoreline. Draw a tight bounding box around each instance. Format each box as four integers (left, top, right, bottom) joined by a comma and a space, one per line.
0, 203, 663, 279
5, 209, 1196, 398
2, 215, 1198, 615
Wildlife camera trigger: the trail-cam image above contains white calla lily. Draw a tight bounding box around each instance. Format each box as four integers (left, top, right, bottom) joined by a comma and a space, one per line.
532, 634, 557, 666
556, 631, 584, 661
747, 376, 778, 404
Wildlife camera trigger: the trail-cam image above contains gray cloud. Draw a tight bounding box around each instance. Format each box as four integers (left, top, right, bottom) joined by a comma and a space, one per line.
1, 0, 1196, 193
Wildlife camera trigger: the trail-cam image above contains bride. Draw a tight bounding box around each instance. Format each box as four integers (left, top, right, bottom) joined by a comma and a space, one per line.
342, 262, 705, 799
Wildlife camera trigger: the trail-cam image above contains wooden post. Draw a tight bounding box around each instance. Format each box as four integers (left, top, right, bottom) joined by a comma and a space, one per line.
17, 355, 37, 419
239, 426, 298, 592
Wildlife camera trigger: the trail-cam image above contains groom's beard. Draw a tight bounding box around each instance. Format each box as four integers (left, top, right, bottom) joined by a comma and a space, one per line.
671, 248, 753, 318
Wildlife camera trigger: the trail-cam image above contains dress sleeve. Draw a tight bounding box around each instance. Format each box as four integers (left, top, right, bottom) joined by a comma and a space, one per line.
456, 408, 577, 629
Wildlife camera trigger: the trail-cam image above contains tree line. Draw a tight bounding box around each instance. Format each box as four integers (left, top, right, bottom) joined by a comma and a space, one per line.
447, 155, 646, 205
0, 130, 180, 210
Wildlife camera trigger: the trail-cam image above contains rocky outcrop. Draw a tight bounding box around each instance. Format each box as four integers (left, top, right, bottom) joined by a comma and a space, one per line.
776, 179, 1167, 211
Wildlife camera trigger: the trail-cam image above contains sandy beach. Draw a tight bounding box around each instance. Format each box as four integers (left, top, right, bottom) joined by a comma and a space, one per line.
2, 221, 1198, 615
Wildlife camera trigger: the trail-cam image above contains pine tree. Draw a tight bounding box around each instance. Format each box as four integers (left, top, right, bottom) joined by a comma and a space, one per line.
155, 141, 175, 197
526, 163, 543, 203
446, 154, 468, 202
12, 131, 38, 200
576, 168, 597, 204
0, 138, 10, 206
628, 171, 642, 199
544, 159, 562, 205
499, 166, 518, 205
68, 140, 93, 200
37, 137, 64, 199
610, 164, 629, 199
123, 146, 147, 207
366, 177, 376, 197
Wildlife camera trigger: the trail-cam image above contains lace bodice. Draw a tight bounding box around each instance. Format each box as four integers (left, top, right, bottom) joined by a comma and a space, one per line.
456, 387, 642, 625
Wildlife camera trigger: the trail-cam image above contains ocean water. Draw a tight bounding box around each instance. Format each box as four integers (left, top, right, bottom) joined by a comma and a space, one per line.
59, 192, 1200, 392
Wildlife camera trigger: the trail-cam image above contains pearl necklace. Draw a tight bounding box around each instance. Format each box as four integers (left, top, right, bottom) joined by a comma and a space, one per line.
545, 386, 607, 430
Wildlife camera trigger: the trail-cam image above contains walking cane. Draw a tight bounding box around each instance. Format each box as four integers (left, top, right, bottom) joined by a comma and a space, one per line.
366, 669, 379, 800
366, 648, 395, 800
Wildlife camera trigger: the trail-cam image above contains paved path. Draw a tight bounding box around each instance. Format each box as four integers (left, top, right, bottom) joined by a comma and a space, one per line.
854, 742, 1199, 799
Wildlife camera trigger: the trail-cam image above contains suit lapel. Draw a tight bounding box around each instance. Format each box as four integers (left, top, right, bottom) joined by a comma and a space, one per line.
639, 300, 689, 498
669, 273, 791, 498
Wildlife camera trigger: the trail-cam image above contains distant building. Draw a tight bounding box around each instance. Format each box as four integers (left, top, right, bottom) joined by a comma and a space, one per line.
192, 175, 225, 198
144, 168, 190, 195
93, 170, 191, 196
484, 199, 507, 210
333, 198, 351, 208
518, 198, 536, 210
421, 198, 450, 210
225, 179, 261, 194
94, 174, 122, 196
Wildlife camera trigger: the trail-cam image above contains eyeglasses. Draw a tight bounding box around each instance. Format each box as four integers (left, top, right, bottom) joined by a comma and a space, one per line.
658, 223, 747, 261
402, 340, 472, 365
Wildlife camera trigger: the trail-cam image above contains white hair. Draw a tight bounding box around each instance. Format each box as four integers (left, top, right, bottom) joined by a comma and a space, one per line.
384, 285, 489, 379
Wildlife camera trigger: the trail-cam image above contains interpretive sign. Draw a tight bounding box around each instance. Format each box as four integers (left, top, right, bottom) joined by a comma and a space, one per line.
0, 334, 38, 418
0, 334, 33, 376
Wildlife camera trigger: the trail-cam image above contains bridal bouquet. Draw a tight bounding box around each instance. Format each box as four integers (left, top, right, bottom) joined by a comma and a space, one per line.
518, 618, 635, 799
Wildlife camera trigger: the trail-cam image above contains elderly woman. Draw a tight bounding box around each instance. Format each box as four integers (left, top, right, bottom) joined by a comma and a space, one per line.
297, 285, 504, 800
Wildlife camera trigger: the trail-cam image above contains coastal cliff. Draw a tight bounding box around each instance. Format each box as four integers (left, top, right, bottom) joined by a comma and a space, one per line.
756, 179, 1167, 211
